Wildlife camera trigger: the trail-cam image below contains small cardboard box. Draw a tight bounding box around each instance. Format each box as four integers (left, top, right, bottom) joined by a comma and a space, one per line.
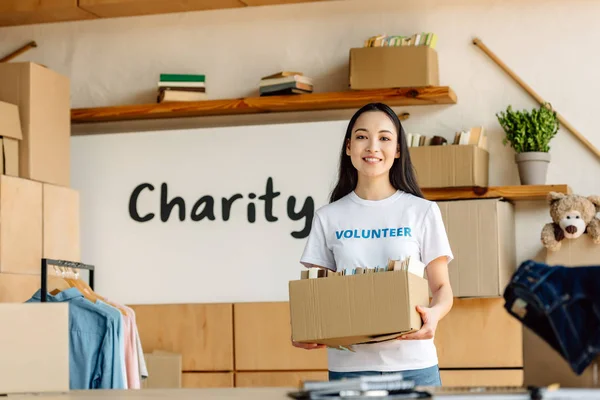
289, 270, 429, 347
0, 62, 70, 187
0, 101, 22, 177
349, 46, 439, 90
437, 198, 516, 297
410, 145, 489, 188
142, 351, 182, 389
0, 303, 69, 394
523, 236, 600, 388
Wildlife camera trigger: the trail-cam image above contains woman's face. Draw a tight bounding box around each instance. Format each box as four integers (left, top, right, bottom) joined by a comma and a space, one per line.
346, 111, 400, 179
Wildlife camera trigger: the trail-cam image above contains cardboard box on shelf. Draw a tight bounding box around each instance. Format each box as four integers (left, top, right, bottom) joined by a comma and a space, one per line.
410, 144, 489, 188
523, 236, 600, 388
349, 46, 439, 90
0, 101, 22, 177
289, 269, 429, 347
0, 62, 70, 187
142, 351, 182, 389
0, 303, 69, 394
43, 183, 80, 262
0, 175, 42, 275
437, 198, 516, 298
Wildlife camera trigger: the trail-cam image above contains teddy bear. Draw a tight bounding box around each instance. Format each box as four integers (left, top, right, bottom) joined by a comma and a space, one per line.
541, 192, 600, 251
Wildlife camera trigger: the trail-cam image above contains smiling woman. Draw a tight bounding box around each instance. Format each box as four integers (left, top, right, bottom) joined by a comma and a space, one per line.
346, 112, 401, 182
329, 103, 424, 204
293, 103, 455, 387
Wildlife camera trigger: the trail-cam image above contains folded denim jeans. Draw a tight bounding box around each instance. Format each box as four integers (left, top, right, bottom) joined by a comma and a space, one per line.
503, 260, 600, 375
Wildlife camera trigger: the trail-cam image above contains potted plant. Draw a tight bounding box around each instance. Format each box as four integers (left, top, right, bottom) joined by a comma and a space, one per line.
496, 103, 559, 185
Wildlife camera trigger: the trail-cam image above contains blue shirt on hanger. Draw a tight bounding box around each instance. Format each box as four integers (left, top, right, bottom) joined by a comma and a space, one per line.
95, 300, 127, 389
26, 288, 126, 390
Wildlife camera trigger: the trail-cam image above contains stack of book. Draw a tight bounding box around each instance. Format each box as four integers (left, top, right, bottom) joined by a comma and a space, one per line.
300, 256, 425, 279
364, 33, 438, 48
157, 73, 206, 103
259, 71, 313, 96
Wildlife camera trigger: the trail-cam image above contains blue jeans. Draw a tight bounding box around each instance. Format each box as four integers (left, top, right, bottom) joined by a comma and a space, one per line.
328, 365, 441, 386
503, 259, 600, 375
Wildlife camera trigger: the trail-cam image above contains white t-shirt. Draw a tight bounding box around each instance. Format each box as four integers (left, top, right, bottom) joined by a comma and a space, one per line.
299, 190, 453, 372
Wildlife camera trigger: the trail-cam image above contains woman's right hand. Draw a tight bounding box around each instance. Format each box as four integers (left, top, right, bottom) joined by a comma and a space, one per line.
292, 340, 326, 350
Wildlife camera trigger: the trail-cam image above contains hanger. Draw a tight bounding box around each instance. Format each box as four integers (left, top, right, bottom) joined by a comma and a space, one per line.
45, 262, 127, 316
61, 266, 99, 303
48, 265, 71, 296
65, 266, 127, 316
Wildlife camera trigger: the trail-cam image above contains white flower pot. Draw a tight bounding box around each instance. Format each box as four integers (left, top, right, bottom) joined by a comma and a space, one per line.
515, 152, 551, 185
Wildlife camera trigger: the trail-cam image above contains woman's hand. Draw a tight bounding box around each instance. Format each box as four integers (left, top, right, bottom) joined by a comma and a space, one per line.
397, 305, 440, 340
398, 255, 453, 341
292, 340, 326, 350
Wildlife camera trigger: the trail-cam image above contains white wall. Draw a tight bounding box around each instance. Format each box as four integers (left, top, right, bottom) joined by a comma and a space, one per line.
2, 0, 599, 304
70, 121, 346, 304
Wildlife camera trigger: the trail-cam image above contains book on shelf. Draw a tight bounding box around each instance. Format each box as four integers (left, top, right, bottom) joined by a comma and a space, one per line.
259, 71, 313, 96
158, 90, 207, 103
407, 126, 488, 150
157, 73, 207, 103
159, 73, 205, 82
364, 33, 438, 48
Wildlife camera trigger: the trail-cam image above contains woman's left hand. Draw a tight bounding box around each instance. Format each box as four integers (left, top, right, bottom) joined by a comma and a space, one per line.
397, 305, 440, 340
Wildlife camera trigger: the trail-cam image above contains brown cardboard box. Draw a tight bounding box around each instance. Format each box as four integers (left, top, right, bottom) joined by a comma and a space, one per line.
289, 270, 429, 347
43, 183, 80, 262
0, 175, 43, 275
523, 236, 600, 387
0, 137, 19, 177
142, 351, 182, 389
0, 303, 69, 394
437, 199, 516, 297
0, 62, 70, 187
523, 327, 599, 388
0, 101, 22, 177
349, 46, 439, 90
0, 273, 40, 302
410, 145, 489, 188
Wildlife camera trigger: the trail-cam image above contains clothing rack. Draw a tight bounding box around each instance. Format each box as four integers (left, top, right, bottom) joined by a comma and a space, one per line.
41, 258, 95, 302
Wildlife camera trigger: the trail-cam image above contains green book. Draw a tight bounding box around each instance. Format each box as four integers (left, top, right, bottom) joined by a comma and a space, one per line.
159, 74, 205, 82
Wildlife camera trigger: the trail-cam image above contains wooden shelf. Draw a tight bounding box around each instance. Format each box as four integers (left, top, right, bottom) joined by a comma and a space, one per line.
70, 87, 457, 124
0, 1, 96, 27
0, 0, 338, 27
422, 184, 572, 202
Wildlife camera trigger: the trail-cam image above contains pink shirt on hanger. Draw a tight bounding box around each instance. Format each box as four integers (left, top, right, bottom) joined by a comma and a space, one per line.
105, 300, 141, 389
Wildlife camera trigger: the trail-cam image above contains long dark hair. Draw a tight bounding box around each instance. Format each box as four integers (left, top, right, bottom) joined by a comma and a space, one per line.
329, 102, 424, 203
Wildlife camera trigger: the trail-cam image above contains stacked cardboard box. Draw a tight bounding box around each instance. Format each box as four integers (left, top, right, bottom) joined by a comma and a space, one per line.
437, 198, 516, 298
0, 62, 80, 304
